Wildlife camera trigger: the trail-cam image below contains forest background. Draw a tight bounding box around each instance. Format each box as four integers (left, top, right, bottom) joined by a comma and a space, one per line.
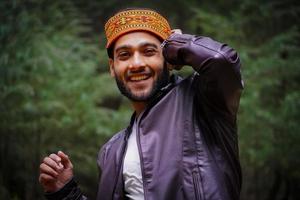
1, 0, 299, 199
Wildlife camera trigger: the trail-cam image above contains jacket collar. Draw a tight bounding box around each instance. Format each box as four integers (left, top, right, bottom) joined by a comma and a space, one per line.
124, 74, 182, 139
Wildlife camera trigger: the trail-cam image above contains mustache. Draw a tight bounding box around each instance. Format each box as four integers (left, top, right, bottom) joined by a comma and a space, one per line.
125, 67, 154, 79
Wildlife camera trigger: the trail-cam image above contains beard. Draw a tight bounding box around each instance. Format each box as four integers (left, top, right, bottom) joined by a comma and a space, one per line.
114, 62, 170, 102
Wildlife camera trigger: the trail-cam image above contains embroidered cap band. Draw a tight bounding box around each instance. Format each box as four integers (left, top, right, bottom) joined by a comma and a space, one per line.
105, 9, 172, 48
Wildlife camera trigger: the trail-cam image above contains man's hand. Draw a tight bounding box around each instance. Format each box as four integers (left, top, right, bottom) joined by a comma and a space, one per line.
171, 29, 182, 34
39, 151, 74, 193
165, 29, 184, 71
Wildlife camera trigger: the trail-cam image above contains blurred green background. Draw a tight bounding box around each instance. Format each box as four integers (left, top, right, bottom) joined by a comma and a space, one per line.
1, 0, 299, 199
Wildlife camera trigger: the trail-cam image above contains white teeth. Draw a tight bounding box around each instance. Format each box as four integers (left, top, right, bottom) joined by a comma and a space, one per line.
130, 75, 148, 81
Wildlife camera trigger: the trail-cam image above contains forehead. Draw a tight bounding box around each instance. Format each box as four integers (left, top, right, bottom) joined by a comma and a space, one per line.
114, 31, 161, 50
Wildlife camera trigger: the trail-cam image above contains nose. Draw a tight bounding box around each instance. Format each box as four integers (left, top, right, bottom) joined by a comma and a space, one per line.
129, 52, 145, 70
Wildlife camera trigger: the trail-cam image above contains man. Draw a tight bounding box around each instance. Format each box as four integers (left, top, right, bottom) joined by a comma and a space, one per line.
39, 8, 243, 200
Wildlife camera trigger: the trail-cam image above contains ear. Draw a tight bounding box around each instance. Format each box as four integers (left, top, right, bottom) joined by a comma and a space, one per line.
108, 58, 115, 77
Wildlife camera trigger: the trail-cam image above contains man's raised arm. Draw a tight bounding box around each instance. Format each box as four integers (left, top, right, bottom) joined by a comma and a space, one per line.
163, 33, 243, 122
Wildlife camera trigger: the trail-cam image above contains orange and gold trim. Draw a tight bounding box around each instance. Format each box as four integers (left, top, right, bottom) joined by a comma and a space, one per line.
104, 9, 171, 48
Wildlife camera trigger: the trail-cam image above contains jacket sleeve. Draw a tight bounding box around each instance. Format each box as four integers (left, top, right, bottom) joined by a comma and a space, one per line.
95, 145, 106, 199
163, 33, 244, 122
44, 178, 87, 200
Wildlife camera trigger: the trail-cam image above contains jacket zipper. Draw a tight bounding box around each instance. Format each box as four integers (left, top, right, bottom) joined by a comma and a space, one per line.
192, 117, 206, 200
111, 129, 129, 199
192, 171, 205, 200
136, 114, 148, 200
119, 84, 174, 199
133, 84, 174, 200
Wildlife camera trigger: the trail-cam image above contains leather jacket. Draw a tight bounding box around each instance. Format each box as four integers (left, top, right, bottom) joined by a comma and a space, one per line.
45, 33, 243, 200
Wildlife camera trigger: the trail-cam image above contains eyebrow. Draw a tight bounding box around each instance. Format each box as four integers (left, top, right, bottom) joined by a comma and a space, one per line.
115, 42, 159, 53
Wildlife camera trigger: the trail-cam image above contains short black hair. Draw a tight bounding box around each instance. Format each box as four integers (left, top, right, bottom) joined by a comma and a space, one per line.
107, 42, 115, 59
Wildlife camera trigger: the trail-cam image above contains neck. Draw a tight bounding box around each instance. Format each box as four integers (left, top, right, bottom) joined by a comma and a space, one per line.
132, 101, 147, 117
130, 74, 174, 117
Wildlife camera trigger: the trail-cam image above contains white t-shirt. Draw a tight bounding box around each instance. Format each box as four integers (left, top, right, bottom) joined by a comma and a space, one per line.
123, 120, 145, 199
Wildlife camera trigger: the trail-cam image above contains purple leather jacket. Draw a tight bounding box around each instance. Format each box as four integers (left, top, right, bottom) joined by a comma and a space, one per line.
45, 33, 243, 200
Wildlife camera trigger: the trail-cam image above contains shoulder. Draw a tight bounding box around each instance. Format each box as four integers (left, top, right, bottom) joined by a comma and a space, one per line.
97, 129, 126, 168
103, 130, 126, 149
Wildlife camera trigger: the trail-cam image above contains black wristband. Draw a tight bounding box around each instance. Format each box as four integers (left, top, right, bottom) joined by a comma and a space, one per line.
44, 178, 81, 200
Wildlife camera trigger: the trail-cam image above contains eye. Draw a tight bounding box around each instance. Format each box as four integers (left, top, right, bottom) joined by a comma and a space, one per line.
144, 48, 156, 56
117, 51, 130, 60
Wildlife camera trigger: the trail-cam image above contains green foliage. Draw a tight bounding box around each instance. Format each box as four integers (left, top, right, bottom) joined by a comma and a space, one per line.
0, 0, 130, 199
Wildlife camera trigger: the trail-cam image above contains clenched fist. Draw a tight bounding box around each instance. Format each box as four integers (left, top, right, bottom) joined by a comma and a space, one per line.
39, 151, 73, 192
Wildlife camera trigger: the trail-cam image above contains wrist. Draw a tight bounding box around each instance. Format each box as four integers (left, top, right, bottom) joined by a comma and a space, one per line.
163, 33, 194, 65
44, 177, 77, 200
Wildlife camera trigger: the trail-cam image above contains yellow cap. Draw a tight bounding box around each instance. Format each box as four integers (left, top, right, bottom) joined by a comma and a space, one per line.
105, 9, 171, 48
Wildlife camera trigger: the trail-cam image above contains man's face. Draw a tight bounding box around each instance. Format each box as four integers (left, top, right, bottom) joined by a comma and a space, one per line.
109, 31, 169, 102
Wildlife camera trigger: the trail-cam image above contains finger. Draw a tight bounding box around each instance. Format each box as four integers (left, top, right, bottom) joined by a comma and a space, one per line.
40, 163, 59, 177
39, 173, 56, 186
171, 29, 182, 34
49, 153, 62, 163
42, 157, 61, 171
48, 153, 64, 172
57, 151, 73, 169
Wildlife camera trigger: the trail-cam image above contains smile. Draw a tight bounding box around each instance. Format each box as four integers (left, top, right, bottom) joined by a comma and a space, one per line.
128, 74, 151, 82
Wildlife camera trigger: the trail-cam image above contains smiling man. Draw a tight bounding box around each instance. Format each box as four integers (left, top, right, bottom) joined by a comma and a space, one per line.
39, 8, 244, 200
110, 31, 170, 110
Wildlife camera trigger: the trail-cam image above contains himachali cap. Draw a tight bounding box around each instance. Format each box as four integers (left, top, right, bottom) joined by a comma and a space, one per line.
104, 8, 172, 48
